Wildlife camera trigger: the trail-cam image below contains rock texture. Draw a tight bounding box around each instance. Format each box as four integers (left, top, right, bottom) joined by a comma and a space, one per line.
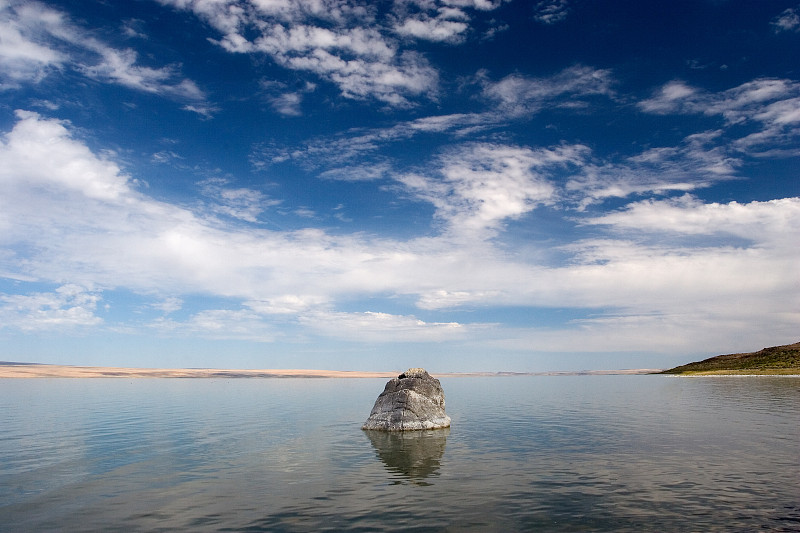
362, 368, 451, 431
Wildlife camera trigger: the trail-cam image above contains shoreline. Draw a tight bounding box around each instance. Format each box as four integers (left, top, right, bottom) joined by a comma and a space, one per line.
665, 369, 800, 377
0, 363, 663, 379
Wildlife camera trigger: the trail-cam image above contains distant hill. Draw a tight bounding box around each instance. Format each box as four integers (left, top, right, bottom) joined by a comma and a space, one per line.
662, 342, 800, 375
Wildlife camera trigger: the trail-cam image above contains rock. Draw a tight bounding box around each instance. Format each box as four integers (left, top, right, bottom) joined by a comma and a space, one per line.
362, 368, 451, 431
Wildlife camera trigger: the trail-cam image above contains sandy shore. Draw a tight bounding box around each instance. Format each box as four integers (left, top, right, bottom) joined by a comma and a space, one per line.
0, 363, 401, 379
0, 363, 663, 379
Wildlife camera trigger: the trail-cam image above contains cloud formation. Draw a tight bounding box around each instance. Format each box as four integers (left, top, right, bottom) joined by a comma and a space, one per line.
533, 0, 570, 25
567, 130, 739, 209
255, 111, 501, 168
587, 195, 799, 246
0, 284, 102, 331
2, 0, 798, 370
639, 78, 799, 122
392, 3, 471, 43
199, 178, 281, 223
157, 0, 504, 106
299, 310, 466, 342
480, 65, 615, 115
0, 1, 66, 84
638, 78, 800, 156
260, 73, 791, 214
2, 109, 796, 354
0, 0, 206, 108
772, 5, 800, 33
398, 143, 585, 239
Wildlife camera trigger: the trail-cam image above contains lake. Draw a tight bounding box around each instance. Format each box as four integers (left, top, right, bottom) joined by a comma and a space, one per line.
1, 375, 798, 532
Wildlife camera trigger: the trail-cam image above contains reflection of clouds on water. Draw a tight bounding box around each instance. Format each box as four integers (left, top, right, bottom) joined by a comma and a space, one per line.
365, 428, 449, 485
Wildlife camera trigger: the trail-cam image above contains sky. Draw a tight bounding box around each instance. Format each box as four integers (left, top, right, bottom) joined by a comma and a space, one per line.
0, 0, 798, 372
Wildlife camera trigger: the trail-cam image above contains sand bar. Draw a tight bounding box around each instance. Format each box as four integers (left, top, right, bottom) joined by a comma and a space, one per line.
0, 363, 400, 379
0, 363, 662, 379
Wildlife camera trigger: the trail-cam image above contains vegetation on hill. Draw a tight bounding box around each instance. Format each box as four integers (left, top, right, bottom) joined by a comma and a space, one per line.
662, 342, 800, 375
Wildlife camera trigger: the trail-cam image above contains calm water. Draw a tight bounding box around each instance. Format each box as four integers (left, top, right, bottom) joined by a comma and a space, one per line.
1, 376, 798, 532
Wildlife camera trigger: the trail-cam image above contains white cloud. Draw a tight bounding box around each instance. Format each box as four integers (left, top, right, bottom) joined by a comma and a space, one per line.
246, 294, 328, 315
732, 96, 800, 155
159, 0, 441, 106
181, 103, 220, 118
152, 308, 277, 342
639, 78, 800, 126
1, 111, 797, 353
638, 77, 800, 163
0, 284, 102, 331
263, 73, 795, 207
708, 79, 798, 123
397, 142, 585, 239
0, 113, 513, 323
567, 169, 706, 210
566, 197, 800, 320
637, 80, 696, 113
586, 195, 800, 247
81, 49, 205, 101
481, 65, 615, 116
285, 48, 438, 106
390, 0, 505, 46
480, 19, 509, 41
254, 112, 500, 167
553, 238, 795, 314
754, 96, 800, 125
772, 6, 800, 33
0, 110, 132, 200
154, 306, 471, 344
533, 0, 569, 25
0, 1, 67, 84
0, 1, 207, 106
199, 178, 280, 223
260, 79, 316, 116
299, 310, 466, 342
0, 110, 431, 304
439, 0, 503, 10
254, 23, 394, 60
121, 18, 148, 40
393, 5, 470, 43
319, 162, 391, 181
567, 129, 740, 208
416, 289, 500, 310
152, 297, 183, 314
484, 308, 797, 360
267, 90, 304, 116
394, 17, 468, 43
151, 150, 183, 164
293, 207, 316, 218
0, 110, 221, 292
158, 0, 501, 106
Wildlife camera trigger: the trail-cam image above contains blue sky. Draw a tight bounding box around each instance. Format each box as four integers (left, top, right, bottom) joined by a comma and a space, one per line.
0, 0, 798, 371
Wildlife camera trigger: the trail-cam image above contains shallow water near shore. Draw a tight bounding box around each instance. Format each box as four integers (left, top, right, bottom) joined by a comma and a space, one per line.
1, 375, 798, 532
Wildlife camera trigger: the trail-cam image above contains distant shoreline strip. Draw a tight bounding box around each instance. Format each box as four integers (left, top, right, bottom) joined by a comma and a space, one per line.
0, 363, 663, 379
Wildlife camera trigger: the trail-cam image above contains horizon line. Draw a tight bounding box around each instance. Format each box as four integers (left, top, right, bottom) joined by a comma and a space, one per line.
0, 362, 664, 379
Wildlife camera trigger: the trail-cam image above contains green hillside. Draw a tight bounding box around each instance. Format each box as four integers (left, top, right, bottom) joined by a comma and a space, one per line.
662, 342, 800, 375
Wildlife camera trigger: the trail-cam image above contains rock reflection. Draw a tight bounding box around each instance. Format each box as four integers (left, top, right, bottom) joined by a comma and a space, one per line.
365, 428, 449, 485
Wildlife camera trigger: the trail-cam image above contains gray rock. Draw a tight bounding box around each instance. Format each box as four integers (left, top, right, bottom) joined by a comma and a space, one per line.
362, 368, 451, 431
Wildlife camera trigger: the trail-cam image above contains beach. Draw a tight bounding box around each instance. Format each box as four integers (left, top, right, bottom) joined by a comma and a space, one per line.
0, 363, 400, 379
0, 363, 662, 379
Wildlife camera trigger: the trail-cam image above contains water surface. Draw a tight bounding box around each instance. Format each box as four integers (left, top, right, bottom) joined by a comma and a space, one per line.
1, 376, 798, 531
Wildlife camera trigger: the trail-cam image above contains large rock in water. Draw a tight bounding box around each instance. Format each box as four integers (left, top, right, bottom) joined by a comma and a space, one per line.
362, 368, 451, 431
